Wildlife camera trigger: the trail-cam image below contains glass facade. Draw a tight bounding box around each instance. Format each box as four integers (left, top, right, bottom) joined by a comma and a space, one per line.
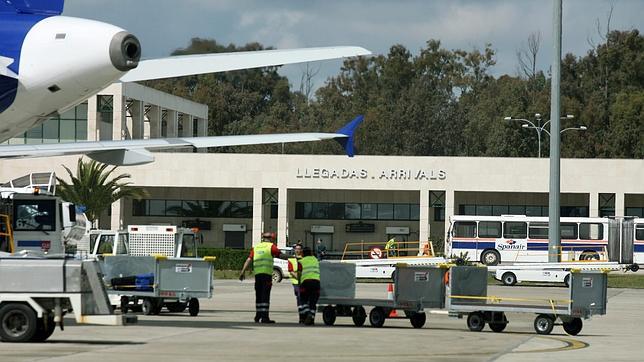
133, 199, 252, 218
458, 204, 589, 217
22, 102, 88, 143
295, 202, 420, 221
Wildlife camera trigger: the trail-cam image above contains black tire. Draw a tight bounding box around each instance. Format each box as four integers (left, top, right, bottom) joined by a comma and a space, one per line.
272, 268, 283, 283
152, 299, 163, 315
0, 303, 38, 343
562, 318, 583, 336
481, 250, 501, 266
369, 307, 386, 328
563, 274, 571, 288
409, 312, 426, 329
352, 306, 366, 327
31, 316, 56, 342
501, 272, 517, 286
466, 312, 485, 332
188, 298, 200, 316
534, 314, 555, 335
322, 306, 336, 326
120, 296, 129, 314
489, 322, 507, 333
142, 299, 154, 315
580, 251, 600, 261
631, 264, 640, 272
166, 302, 187, 313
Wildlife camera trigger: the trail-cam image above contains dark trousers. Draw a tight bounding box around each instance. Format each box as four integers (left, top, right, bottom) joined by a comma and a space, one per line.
292, 284, 305, 321
300, 279, 320, 321
254, 273, 273, 320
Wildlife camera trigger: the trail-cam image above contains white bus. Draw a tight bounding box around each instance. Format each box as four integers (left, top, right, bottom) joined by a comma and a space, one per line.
447, 215, 644, 265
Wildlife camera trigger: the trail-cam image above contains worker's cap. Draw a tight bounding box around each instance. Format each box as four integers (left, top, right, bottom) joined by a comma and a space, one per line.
261, 232, 276, 240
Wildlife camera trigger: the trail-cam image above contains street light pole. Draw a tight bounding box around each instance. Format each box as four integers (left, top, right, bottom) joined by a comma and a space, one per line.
506, 115, 582, 158
549, 0, 563, 262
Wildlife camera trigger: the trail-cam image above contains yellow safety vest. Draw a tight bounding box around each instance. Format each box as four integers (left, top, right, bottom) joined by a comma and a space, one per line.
253, 242, 274, 275
300, 256, 320, 282
288, 257, 300, 285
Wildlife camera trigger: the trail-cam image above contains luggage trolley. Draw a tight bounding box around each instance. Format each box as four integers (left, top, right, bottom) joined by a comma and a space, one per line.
317, 262, 447, 328
447, 266, 608, 335
99, 255, 215, 316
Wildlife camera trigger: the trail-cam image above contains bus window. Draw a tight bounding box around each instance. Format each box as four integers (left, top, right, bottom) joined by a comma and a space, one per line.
478, 221, 501, 238
453, 222, 476, 238
579, 223, 604, 240
503, 222, 527, 239
561, 223, 578, 239
115, 233, 128, 254
636, 225, 644, 241
96, 235, 114, 254
528, 222, 548, 239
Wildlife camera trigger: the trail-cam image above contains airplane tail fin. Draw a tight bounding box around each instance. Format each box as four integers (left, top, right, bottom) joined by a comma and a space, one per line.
335, 115, 364, 157
0, 0, 64, 15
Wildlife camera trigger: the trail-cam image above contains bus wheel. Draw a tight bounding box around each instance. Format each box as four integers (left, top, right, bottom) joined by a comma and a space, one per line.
501, 272, 517, 286
481, 250, 500, 266
580, 251, 599, 261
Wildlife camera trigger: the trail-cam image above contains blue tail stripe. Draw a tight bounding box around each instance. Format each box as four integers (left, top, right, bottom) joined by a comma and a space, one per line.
335, 115, 364, 157
0, 0, 64, 15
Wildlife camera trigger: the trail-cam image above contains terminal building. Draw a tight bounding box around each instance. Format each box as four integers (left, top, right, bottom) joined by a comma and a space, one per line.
1, 83, 642, 252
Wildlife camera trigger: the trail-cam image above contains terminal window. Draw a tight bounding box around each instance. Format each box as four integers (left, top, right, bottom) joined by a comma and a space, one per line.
295, 202, 420, 221
132, 199, 252, 218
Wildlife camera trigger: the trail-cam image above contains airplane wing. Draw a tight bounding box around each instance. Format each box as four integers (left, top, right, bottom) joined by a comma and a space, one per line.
120, 46, 371, 82
0, 115, 363, 166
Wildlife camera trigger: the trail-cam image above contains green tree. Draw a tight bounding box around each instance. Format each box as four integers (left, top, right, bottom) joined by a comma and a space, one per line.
56, 159, 148, 225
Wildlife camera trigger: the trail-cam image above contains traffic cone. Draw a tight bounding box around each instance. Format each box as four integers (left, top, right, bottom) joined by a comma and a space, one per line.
387, 283, 398, 317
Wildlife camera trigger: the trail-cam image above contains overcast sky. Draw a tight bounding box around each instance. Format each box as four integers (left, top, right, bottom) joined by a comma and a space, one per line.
64, 0, 643, 90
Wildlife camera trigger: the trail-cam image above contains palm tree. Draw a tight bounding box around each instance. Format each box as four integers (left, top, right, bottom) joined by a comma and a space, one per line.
57, 158, 148, 225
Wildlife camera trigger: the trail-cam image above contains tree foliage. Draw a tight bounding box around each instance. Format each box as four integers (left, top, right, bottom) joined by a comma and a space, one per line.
56, 159, 148, 224
148, 30, 643, 159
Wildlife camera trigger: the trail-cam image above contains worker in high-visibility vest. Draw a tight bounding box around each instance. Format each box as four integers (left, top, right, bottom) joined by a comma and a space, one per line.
385, 237, 398, 257
239, 232, 287, 323
287, 243, 304, 323
297, 247, 321, 326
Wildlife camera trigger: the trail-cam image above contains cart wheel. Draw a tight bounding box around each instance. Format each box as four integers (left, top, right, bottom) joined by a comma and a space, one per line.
369, 307, 386, 328
409, 312, 426, 329
120, 296, 129, 314
466, 312, 485, 332
352, 306, 367, 327
0, 303, 38, 342
501, 272, 517, 286
31, 316, 56, 342
152, 299, 163, 315
188, 298, 200, 316
562, 318, 583, 336
142, 298, 154, 315
534, 314, 555, 335
322, 306, 336, 326
631, 264, 640, 272
489, 322, 507, 333
166, 302, 187, 313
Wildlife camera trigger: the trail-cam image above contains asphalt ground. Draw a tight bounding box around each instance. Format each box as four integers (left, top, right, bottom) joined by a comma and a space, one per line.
1, 281, 642, 362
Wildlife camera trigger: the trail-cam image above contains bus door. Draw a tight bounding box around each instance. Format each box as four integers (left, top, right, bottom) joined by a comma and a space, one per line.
501, 221, 528, 262
450, 221, 477, 259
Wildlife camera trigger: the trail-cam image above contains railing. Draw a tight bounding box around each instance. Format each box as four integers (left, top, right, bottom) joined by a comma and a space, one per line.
341, 240, 435, 261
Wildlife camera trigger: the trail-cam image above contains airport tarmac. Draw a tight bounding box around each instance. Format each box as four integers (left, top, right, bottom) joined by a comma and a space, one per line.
1, 281, 642, 362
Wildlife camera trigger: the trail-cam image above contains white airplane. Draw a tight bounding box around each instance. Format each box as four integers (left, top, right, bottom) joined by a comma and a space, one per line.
0, 0, 369, 165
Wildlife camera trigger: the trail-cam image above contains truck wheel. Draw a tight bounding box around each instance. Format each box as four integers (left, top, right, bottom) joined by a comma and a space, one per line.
466, 312, 485, 332
481, 250, 500, 266
188, 298, 200, 316
166, 302, 187, 313
272, 268, 283, 283
409, 312, 426, 329
322, 306, 336, 326
31, 316, 56, 342
534, 314, 555, 335
562, 318, 583, 336
369, 307, 386, 328
142, 299, 154, 315
501, 272, 517, 286
0, 303, 38, 342
352, 306, 366, 327
489, 322, 507, 333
